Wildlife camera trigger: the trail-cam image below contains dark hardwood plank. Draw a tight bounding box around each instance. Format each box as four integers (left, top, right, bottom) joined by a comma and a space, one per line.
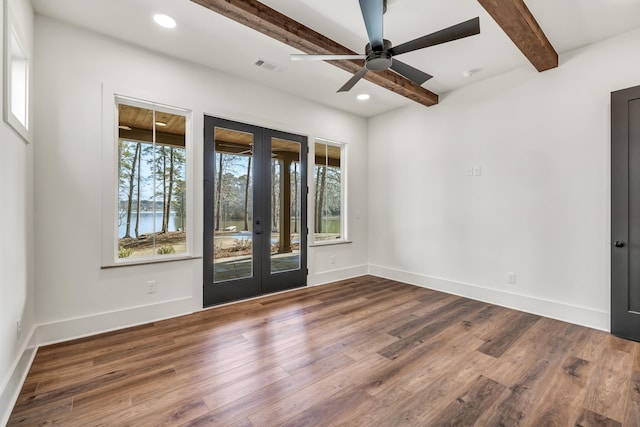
379, 299, 486, 360
194, 353, 373, 426
339, 336, 494, 426
583, 348, 634, 422
575, 408, 623, 427
527, 355, 595, 426
247, 356, 354, 425
577, 327, 611, 362
476, 310, 540, 358
477, 336, 574, 425
8, 276, 640, 426
7, 399, 72, 426
625, 370, 640, 426
426, 375, 506, 425
386, 295, 473, 338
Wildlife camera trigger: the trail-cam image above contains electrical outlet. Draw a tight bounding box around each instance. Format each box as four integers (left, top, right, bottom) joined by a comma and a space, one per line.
473, 165, 482, 176
506, 272, 516, 284
330, 255, 336, 265
16, 320, 21, 339
465, 166, 473, 176
147, 280, 157, 294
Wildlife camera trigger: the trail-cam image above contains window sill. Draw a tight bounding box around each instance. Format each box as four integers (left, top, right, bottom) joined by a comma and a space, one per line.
309, 240, 353, 248
101, 255, 202, 269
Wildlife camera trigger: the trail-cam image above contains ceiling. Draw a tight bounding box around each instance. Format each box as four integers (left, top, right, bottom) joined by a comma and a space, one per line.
32, 0, 640, 117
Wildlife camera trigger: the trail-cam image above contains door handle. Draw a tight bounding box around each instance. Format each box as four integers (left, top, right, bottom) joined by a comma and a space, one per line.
614, 241, 625, 248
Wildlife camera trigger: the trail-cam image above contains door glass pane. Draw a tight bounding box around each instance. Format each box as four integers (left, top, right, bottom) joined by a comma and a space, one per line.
271, 138, 301, 273
214, 128, 254, 282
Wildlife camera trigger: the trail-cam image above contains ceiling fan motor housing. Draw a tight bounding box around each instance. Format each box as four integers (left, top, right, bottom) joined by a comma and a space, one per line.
365, 39, 393, 71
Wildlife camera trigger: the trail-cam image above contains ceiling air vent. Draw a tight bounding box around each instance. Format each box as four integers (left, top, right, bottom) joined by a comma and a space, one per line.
254, 58, 286, 73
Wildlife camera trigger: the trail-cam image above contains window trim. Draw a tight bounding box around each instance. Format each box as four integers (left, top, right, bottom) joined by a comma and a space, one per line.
312, 138, 348, 245
3, 0, 32, 143
102, 93, 193, 267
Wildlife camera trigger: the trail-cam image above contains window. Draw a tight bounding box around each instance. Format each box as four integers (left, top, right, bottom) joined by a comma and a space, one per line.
3, 1, 31, 142
314, 140, 346, 243
115, 97, 190, 261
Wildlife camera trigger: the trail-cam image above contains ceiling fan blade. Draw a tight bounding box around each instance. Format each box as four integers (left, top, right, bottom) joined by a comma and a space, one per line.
291, 54, 366, 61
389, 17, 480, 56
359, 0, 384, 50
337, 67, 368, 92
390, 59, 433, 85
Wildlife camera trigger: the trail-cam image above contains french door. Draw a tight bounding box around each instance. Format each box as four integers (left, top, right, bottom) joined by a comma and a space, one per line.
204, 116, 307, 307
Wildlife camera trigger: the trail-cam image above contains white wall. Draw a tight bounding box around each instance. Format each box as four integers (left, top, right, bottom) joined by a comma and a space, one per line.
369, 28, 640, 331
33, 16, 368, 343
0, 0, 36, 424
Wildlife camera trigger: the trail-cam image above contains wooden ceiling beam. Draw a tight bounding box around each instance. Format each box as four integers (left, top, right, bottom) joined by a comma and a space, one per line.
191, 0, 438, 106
477, 0, 558, 72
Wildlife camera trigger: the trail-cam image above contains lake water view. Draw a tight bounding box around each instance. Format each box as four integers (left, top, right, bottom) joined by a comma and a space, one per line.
119, 215, 340, 239
118, 212, 183, 238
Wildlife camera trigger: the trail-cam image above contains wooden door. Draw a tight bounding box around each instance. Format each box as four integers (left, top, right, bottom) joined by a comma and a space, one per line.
611, 84, 640, 342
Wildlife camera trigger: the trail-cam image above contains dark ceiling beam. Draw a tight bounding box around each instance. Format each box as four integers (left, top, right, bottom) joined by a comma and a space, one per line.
191, 0, 438, 107
477, 0, 558, 72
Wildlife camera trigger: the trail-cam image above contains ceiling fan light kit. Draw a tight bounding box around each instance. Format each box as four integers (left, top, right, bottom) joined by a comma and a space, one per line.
291, 0, 480, 94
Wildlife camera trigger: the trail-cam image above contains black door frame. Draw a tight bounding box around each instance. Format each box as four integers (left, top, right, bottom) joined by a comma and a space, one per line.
203, 116, 308, 307
611, 84, 640, 342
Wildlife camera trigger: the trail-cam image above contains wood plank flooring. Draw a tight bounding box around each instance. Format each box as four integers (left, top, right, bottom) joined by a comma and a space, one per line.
8, 276, 640, 426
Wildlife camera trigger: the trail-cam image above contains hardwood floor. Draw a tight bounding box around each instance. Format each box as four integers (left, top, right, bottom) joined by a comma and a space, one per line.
8, 276, 640, 426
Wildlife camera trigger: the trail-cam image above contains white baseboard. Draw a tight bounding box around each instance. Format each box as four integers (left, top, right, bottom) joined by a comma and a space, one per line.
309, 264, 369, 287
37, 297, 194, 346
0, 326, 37, 427
368, 264, 609, 332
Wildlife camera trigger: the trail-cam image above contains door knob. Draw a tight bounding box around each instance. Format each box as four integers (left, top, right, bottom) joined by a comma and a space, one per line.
614, 241, 625, 248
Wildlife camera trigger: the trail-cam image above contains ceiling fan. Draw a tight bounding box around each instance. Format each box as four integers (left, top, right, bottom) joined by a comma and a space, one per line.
290, 0, 480, 92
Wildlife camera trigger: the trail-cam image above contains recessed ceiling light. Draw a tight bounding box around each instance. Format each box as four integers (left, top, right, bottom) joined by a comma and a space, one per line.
155, 121, 167, 127
357, 93, 371, 101
153, 14, 176, 29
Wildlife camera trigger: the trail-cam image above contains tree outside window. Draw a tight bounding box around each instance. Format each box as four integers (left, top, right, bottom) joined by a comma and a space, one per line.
116, 102, 188, 259
314, 141, 344, 242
